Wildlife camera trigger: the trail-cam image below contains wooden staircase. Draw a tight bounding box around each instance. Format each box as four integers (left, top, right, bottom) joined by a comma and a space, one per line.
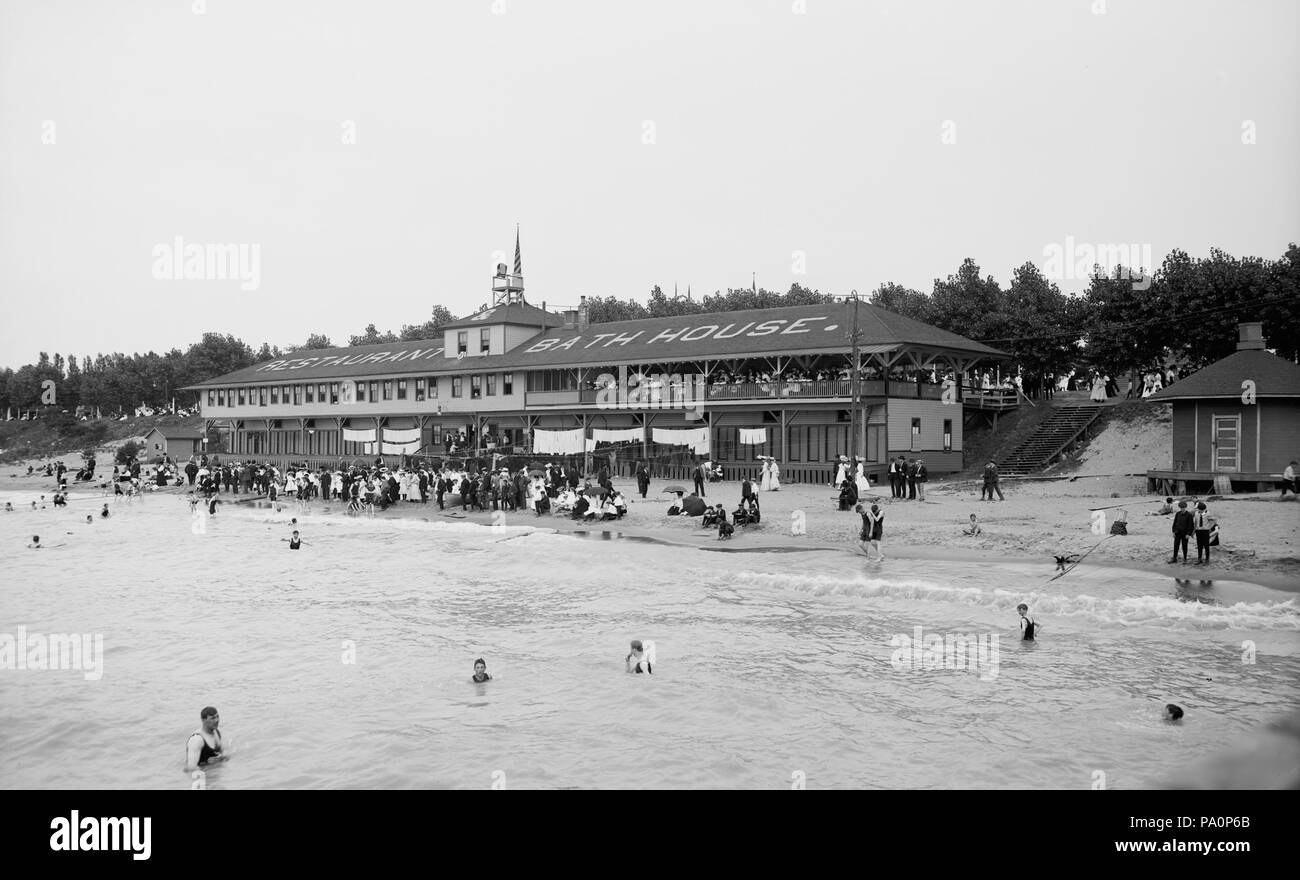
996, 404, 1105, 475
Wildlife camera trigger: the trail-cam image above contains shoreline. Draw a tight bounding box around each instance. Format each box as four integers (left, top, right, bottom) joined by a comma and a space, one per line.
7, 464, 1299, 593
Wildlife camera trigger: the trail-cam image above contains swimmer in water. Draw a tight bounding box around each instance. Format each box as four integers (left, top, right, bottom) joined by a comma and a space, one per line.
86, 515, 93, 524
208, 497, 221, 516
1017, 603, 1037, 641
1052, 553, 1079, 572
185, 706, 227, 772
282, 530, 303, 549
626, 640, 651, 674
4, 502, 13, 512
471, 658, 491, 683
28, 535, 41, 549
1164, 703, 1184, 722
101, 504, 110, 519
188, 493, 199, 513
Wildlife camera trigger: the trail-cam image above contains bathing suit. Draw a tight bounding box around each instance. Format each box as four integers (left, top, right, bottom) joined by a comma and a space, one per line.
208, 499, 218, 515
190, 730, 222, 765
628, 655, 650, 674
289, 537, 301, 549
472, 673, 491, 682
1021, 617, 1036, 641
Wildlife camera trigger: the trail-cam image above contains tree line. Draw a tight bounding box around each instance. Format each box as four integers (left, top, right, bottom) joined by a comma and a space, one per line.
3, 244, 1294, 413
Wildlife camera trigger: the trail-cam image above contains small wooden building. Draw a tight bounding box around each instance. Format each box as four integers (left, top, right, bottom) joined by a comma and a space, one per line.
143, 427, 205, 461
1146, 322, 1300, 493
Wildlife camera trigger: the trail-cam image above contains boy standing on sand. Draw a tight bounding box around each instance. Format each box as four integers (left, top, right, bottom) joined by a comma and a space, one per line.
1170, 501, 1193, 564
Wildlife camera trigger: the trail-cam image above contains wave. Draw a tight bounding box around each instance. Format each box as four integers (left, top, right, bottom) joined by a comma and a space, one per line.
734, 572, 1300, 631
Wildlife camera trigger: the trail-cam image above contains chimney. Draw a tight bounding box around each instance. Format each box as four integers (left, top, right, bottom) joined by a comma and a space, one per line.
578, 295, 589, 330
1236, 322, 1265, 351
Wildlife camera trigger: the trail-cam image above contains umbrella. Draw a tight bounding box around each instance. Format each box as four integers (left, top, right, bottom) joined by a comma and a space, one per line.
528, 469, 545, 477
662, 484, 687, 493
682, 496, 707, 516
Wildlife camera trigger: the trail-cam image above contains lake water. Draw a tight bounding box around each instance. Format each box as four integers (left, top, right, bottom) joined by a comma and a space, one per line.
2, 489, 1298, 789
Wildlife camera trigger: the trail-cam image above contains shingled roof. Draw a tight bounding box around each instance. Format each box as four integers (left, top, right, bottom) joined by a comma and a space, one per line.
1148, 349, 1300, 401
186, 302, 1007, 388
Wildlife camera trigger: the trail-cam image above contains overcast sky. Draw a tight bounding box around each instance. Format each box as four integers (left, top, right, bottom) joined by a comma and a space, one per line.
1, 0, 1296, 368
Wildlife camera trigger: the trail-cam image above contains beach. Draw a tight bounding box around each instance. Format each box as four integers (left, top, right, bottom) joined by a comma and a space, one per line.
7, 457, 1300, 587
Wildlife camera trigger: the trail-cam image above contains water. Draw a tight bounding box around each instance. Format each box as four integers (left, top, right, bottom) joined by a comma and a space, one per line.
2, 489, 1298, 789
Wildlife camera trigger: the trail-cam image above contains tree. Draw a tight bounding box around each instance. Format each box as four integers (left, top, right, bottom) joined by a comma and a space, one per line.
996, 263, 1080, 374
349, 324, 400, 347
929, 258, 1007, 343
398, 304, 457, 341
587, 295, 650, 324
186, 333, 255, 385
115, 440, 141, 465
287, 333, 335, 352
869, 282, 931, 322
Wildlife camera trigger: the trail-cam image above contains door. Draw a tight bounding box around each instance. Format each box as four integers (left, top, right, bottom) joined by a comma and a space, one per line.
1212, 415, 1239, 472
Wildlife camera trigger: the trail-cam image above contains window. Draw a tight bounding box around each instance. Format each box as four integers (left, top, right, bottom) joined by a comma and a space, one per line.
217, 389, 226, 407
471, 375, 482, 399
356, 382, 365, 402
207, 390, 215, 406
943, 419, 952, 452
330, 383, 339, 404
226, 388, 233, 406
807, 426, 822, 462
503, 373, 513, 395
283, 385, 290, 404
270, 386, 279, 405
383, 380, 393, 401
259, 387, 268, 407
427, 376, 438, 399
452, 377, 463, 398
238, 387, 246, 406
480, 328, 491, 353
486, 374, 496, 396
457, 331, 468, 354
911, 418, 921, 452
415, 378, 425, 402
292, 385, 301, 405
369, 381, 378, 402
305, 384, 314, 404
397, 379, 408, 400
318, 384, 327, 404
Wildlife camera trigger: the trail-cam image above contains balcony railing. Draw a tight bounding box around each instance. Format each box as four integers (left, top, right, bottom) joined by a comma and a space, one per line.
525, 380, 963, 407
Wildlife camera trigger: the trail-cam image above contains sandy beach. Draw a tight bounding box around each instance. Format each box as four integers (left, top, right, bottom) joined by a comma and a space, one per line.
11, 455, 1297, 590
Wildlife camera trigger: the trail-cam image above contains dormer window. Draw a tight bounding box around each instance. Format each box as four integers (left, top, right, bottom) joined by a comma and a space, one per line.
480, 328, 491, 353
457, 331, 468, 354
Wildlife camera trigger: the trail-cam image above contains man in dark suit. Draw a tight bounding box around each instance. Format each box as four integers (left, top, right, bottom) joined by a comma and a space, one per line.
906, 458, 918, 500
693, 460, 707, 497
635, 461, 651, 498
888, 456, 900, 498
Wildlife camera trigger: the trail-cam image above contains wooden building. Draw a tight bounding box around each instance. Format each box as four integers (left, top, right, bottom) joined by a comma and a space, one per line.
1146, 322, 1300, 493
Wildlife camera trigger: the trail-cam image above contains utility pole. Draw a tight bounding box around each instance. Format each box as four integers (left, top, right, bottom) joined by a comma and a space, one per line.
848, 290, 861, 461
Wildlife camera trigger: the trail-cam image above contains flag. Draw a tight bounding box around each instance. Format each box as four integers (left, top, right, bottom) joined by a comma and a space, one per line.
513, 226, 522, 276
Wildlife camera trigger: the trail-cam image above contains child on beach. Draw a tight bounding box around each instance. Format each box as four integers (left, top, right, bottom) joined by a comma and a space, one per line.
1017, 603, 1037, 641
963, 513, 981, 536
1150, 497, 1174, 515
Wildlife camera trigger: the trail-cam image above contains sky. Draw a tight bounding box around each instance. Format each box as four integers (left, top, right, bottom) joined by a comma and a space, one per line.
1, 0, 1297, 369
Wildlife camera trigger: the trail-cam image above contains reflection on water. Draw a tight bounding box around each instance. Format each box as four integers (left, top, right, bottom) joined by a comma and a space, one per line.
1, 492, 1298, 789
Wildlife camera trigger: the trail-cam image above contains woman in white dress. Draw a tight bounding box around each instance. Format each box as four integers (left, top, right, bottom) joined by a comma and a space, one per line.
768, 459, 781, 492
1090, 373, 1107, 403
833, 456, 850, 488
760, 457, 773, 492
854, 458, 870, 497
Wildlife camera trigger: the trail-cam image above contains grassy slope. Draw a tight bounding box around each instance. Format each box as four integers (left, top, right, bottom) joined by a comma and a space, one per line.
0, 414, 204, 464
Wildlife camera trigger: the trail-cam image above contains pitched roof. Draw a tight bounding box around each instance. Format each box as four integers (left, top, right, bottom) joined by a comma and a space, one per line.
185, 302, 1007, 388
1148, 349, 1300, 400
145, 427, 205, 439
440, 299, 560, 330
468, 302, 1007, 371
